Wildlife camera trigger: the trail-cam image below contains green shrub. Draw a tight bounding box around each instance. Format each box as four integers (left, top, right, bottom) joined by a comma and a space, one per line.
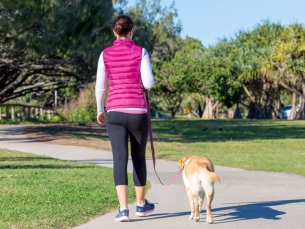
70, 108, 92, 122
0, 119, 19, 124
50, 115, 63, 123
59, 83, 97, 122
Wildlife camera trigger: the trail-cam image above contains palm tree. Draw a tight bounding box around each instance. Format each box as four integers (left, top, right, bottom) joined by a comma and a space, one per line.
273, 23, 305, 120
237, 21, 283, 119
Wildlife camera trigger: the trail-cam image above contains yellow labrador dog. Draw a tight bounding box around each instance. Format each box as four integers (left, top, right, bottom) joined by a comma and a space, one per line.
178, 155, 220, 223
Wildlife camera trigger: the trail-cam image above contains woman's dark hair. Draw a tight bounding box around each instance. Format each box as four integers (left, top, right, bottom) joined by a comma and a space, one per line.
112, 15, 134, 36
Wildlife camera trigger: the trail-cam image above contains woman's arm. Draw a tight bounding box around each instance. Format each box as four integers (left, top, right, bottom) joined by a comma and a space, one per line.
141, 48, 154, 89
95, 51, 107, 114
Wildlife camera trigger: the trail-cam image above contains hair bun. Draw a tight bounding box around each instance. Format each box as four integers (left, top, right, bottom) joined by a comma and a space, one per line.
112, 15, 134, 37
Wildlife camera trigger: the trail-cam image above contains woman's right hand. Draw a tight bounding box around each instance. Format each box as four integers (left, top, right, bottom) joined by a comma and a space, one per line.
97, 112, 106, 125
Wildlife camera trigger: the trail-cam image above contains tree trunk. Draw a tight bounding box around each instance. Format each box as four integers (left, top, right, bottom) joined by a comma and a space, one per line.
296, 100, 305, 120
273, 96, 281, 119
243, 84, 264, 119
279, 79, 303, 120
190, 109, 200, 118
197, 101, 203, 118
170, 110, 176, 118
295, 79, 305, 120
247, 102, 264, 119
288, 92, 297, 120
233, 103, 242, 119
201, 97, 216, 119
262, 92, 273, 119
228, 108, 234, 119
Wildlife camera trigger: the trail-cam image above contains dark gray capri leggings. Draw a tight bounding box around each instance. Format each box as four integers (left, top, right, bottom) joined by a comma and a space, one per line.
105, 111, 149, 186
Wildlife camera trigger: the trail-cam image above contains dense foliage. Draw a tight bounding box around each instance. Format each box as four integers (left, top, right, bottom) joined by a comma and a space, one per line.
1, 0, 305, 120
0, 0, 113, 104
153, 21, 305, 120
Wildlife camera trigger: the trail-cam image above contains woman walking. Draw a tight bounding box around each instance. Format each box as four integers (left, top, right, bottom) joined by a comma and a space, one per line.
95, 15, 155, 222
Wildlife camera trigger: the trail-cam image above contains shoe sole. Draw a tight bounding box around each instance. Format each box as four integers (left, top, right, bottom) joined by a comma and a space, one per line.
115, 216, 129, 222
135, 209, 154, 217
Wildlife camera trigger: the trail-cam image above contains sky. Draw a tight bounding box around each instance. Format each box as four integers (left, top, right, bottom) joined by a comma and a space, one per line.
127, 0, 305, 47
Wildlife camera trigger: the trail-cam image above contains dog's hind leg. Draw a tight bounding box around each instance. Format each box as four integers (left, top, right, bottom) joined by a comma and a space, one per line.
191, 185, 201, 222
193, 195, 201, 222
206, 192, 214, 224
198, 190, 205, 213
186, 188, 194, 220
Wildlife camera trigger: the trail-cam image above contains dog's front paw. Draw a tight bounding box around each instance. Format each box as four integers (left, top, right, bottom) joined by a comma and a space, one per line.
195, 216, 200, 222
207, 218, 214, 224
189, 213, 194, 220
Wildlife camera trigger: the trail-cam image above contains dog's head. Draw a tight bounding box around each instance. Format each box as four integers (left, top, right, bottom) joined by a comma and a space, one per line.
178, 155, 192, 170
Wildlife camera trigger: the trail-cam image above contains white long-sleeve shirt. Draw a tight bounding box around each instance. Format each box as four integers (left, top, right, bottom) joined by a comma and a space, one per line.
95, 48, 154, 114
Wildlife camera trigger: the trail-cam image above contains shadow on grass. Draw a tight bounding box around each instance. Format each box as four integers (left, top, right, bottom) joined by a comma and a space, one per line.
0, 156, 99, 170
0, 164, 95, 169
132, 199, 305, 223
7, 123, 108, 142
151, 119, 305, 142
2, 120, 305, 143
0, 156, 53, 161
74, 159, 114, 164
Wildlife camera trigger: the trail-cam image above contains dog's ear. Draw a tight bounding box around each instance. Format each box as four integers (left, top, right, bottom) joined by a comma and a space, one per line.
178, 158, 184, 170
178, 155, 192, 170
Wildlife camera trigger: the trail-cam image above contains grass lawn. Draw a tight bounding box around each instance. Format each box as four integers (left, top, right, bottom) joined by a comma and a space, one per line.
1, 118, 305, 228
151, 119, 305, 176
0, 149, 137, 229
23, 119, 305, 176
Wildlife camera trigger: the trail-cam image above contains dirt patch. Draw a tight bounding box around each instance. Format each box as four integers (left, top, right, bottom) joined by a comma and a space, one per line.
24, 123, 112, 151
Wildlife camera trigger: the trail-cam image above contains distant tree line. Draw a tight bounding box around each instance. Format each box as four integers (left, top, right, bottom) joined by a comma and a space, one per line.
154, 21, 305, 120
1, 0, 304, 120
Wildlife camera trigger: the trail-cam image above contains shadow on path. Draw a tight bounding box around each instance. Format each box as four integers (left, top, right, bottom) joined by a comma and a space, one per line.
130, 199, 304, 223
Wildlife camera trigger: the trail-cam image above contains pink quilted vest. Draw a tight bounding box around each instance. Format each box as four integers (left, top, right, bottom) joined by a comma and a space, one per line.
103, 39, 147, 111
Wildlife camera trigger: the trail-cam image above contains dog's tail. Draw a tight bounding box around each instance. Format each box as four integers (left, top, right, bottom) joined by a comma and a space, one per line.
200, 167, 221, 183
207, 171, 220, 183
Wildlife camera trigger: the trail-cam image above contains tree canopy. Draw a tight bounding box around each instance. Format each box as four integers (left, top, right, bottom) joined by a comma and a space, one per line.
1, 0, 305, 120
0, 0, 113, 103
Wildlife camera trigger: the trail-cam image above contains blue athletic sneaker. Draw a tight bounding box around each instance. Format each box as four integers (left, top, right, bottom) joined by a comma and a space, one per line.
115, 208, 129, 222
135, 199, 155, 216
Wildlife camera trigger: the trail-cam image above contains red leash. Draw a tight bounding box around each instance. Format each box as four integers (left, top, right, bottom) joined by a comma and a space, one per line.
144, 89, 182, 186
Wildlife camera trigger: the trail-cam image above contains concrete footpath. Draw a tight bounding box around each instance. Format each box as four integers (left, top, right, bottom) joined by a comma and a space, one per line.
1, 125, 305, 229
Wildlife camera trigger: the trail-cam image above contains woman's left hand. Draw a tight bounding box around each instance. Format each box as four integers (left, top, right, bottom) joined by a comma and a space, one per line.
97, 113, 106, 125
